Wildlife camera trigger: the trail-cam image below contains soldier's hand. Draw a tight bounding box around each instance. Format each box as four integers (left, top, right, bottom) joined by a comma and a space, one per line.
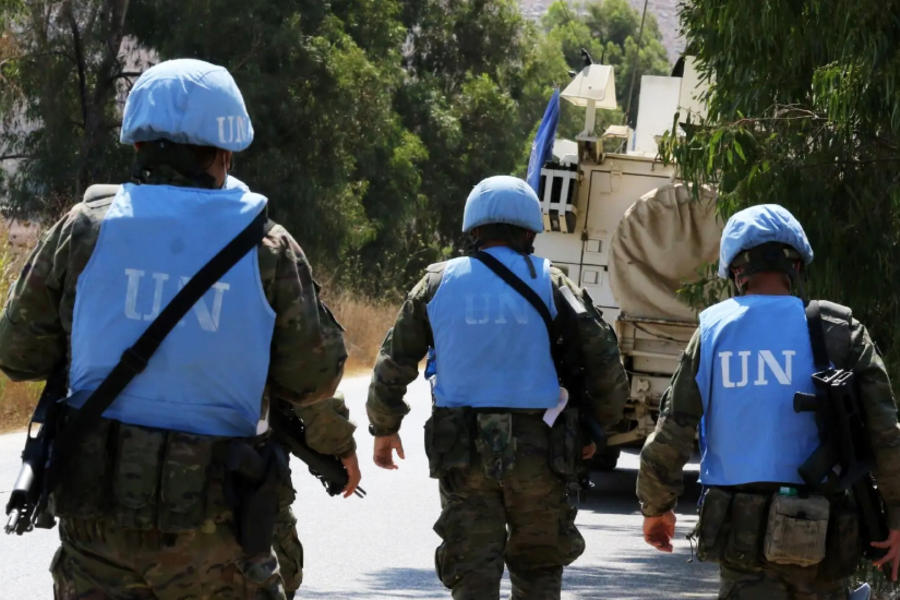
643, 510, 676, 553
340, 452, 361, 498
581, 442, 597, 460
373, 433, 405, 470
871, 529, 900, 581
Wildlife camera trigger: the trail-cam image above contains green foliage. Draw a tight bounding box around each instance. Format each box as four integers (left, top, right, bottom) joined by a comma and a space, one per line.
666, 0, 900, 384
0, 0, 134, 216
0, 0, 674, 296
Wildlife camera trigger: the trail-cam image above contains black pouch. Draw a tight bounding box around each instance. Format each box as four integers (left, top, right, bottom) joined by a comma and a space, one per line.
696, 487, 733, 562
548, 408, 579, 478
51, 418, 113, 519
424, 407, 472, 479
475, 412, 516, 481
224, 440, 289, 556
723, 492, 768, 569
818, 501, 861, 579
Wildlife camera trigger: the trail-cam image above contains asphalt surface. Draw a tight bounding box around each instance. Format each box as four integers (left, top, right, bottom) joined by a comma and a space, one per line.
0, 375, 718, 599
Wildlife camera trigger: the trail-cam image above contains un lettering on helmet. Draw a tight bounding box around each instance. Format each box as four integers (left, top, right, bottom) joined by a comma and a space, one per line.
120, 58, 254, 152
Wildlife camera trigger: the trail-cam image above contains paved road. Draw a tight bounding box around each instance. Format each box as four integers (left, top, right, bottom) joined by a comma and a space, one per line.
0, 375, 717, 599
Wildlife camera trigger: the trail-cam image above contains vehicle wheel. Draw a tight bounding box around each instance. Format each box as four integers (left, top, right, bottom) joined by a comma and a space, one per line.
591, 447, 620, 471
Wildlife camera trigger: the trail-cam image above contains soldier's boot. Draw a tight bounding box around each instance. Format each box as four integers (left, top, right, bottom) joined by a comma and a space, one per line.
508, 565, 563, 600
449, 571, 502, 600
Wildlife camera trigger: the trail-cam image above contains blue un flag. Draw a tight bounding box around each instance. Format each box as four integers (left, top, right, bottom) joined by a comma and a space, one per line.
526, 88, 560, 194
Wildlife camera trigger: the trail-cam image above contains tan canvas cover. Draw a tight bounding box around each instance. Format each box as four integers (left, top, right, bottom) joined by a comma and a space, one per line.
609, 183, 721, 322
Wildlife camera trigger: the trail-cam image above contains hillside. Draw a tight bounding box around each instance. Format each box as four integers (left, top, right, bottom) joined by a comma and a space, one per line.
519, 0, 684, 65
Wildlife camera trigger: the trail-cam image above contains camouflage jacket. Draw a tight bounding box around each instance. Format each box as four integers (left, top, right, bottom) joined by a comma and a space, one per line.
366, 259, 629, 435
0, 184, 355, 457
637, 301, 900, 529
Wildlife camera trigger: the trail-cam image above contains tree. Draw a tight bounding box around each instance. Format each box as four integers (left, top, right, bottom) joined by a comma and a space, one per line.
127, 0, 428, 295
0, 0, 138, 216
539, 0, 670, 131
663, 1, 900, 383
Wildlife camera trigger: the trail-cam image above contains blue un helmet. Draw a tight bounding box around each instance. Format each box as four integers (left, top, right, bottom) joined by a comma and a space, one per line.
121, 58, 253, 152
462, 176, 544, 234
718, 204, 814, 292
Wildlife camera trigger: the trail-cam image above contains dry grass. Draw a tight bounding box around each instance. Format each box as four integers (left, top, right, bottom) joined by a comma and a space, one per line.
324, 291, 399, 374
0, 220, 43, 431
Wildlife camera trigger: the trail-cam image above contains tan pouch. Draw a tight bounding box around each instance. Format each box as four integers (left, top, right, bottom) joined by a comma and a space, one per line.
763, 494, 829, 567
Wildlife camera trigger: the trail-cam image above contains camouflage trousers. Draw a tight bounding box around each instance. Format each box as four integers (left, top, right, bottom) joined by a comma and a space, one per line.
433, 412, 584, 600
719, 564, 848, 600
52, 517, 286, 600
272, 502, 303, 597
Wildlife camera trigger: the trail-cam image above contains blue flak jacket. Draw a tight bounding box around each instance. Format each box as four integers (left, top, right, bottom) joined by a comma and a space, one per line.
426, 246, 561, 409
69, 183, 276, 437
695, 295, 819, 486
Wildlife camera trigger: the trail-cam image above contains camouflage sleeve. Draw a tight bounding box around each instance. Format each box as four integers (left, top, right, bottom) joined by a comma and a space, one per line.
0, 205, 91, 380
293, 392, 356, 457
846, 320, 900, 529
366, 270, 436, 435
636, 329, 704, 516
258, 223, 352, 449
551, 268, 628, 427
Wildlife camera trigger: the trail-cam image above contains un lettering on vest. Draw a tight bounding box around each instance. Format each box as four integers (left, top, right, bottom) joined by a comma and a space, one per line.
124, 269, 229, 332
464, 292, 530, 325
216, 115, 249, 145
718, 349, 796, 388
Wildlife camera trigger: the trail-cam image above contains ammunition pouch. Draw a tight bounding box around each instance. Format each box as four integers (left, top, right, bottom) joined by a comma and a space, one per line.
51, 414, 277, 545
694, 487, 835, 571
693, 487, 733, 562
223, 439, 290, 556
423, 407, 473, 479
548, 407, 581, 478
763, 494, 830, 567
474, 412, 517, 481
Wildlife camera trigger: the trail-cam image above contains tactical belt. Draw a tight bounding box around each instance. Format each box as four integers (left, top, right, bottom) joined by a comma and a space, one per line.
48, 207, 270, 490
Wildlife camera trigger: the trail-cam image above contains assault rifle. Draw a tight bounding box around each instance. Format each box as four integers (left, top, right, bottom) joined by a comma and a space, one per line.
5, 366, 67, 535
270, 402, 365, 498
794, 363, 888, 559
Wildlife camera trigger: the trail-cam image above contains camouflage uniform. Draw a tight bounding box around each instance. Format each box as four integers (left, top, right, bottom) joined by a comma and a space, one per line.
0, 180, 354, 600
368, 263, 628, 600
637, 307, 900, 600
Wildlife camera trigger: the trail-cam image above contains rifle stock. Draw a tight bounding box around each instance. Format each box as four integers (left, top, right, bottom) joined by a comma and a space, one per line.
270, 404, 365, 498
5, 366, 67, 535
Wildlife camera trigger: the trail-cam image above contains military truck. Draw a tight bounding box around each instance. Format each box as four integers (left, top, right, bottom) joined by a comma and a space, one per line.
533, 58, 721, 468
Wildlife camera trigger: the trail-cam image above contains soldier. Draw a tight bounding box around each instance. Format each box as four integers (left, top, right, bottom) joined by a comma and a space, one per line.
637, 204, 900, 598
367, 175, 628, 600
0, 58, 359, 599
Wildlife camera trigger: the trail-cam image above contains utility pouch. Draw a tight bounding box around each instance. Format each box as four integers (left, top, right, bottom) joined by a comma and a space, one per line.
224, 440, 289, 556
158, 432, 214, 531
723, 493, 768, 569
818, 500, 862, 579
548, 408, 579, 478
51, 417, 113, 520
763, 494, 829, 567
112, 425, 166, 530
423, 407, 472, 479
474, 412, 517, 481
695, 487, 733, 562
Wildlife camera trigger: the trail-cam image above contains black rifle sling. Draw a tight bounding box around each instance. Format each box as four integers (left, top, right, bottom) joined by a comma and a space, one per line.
471, 251, 554, 337
52, 208, 269, 466
805, 300, 830, 370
